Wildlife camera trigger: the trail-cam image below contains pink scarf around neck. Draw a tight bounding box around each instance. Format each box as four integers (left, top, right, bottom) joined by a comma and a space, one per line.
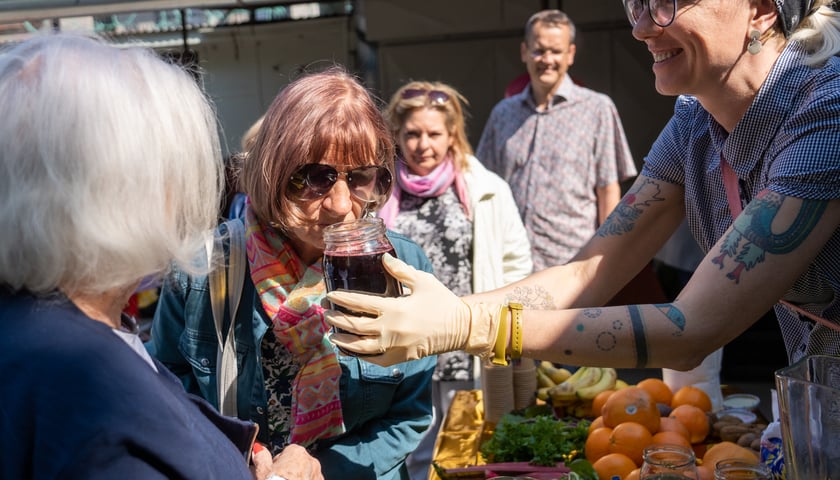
379, 154, 472, 228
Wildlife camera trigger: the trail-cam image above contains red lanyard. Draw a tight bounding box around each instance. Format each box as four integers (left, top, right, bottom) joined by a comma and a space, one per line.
719, 154, 839, 333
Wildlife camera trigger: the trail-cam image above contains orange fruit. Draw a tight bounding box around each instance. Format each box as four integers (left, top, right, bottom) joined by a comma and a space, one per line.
650, 430, 692, 449
585, 426, 613, 463
657, 416, 691, 442
671, 385, 713, 412
702, 441, 759, 469
592, 452, 637, 480
602, 386, 661, 434
637, 378, 673, 406
669, 404, 711, 444
591, 389, 616, 417
608, 421, 653, 466
589, 415, 605, 434
625, 468, 641, 480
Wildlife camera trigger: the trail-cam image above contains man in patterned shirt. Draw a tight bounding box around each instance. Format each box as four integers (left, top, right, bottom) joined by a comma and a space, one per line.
477, 9, 637, 271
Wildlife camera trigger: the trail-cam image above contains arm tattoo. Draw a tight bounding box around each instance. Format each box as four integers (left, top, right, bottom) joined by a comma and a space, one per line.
712, 191, 827, 283
597, 178, 665, 237
507, 286, 556, 309
654, 303, 686, 331
627, 305, 648, 368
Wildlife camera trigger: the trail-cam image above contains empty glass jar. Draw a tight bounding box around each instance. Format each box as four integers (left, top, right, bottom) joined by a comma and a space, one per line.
713, 459, 771, 479
640, 443, 699, 479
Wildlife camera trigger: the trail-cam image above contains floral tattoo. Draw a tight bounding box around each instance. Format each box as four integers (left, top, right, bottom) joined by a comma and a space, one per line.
598, 179, 665, 237
507, 285, 556, 310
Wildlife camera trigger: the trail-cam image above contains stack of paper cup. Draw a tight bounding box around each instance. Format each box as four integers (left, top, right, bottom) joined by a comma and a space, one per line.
512, 358, 537, 410
481, 362, 515, 424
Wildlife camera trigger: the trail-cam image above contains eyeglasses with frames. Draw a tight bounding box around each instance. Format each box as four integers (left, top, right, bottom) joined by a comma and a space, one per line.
400, 88, 450, 105
287, 164, 392, 203
622, 0, 677, 28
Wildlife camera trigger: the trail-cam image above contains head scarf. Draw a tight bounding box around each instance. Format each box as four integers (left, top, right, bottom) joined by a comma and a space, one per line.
775, 0, 814, 36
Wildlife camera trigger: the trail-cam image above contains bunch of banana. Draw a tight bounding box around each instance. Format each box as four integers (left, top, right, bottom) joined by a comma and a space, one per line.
535, 364, 620, 417
537, 361, 572, 387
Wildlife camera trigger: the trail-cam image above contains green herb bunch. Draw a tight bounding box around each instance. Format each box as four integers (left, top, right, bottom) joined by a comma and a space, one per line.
480, 412, 590, 466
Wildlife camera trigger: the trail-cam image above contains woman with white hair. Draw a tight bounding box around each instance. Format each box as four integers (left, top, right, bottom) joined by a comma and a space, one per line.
0, 34, 320, 480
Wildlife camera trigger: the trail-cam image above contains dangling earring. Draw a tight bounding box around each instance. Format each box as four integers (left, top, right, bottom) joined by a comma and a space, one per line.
748, 29, 762, 55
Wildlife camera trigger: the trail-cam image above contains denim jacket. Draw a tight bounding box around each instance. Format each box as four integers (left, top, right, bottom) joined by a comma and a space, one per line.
148, 223, 436, 480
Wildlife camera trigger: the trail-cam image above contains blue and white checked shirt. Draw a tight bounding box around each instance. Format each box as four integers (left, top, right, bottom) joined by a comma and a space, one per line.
642, 43, 840, 362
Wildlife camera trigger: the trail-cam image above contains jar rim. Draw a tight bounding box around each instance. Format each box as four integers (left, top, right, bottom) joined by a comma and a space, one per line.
323, 217, 385, 234
642, 443, 696, 467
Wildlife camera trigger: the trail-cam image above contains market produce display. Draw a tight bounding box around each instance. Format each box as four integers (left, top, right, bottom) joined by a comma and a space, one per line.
431, 366, 769, 480
582, 381, 763, 480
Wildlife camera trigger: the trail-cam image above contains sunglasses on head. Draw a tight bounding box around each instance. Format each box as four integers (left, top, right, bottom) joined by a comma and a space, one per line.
400, 88, 450, 105
287, 163, 392, 203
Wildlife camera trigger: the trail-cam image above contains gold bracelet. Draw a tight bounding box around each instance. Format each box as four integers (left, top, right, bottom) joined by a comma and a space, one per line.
508, 302, 523, 360
491, 304, 510, 366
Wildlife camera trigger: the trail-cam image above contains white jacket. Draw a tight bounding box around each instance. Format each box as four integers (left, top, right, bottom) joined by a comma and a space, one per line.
463, 155, 533, 293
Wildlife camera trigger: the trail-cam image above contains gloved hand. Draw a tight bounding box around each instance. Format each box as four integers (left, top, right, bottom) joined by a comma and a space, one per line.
325, 253, 503, 367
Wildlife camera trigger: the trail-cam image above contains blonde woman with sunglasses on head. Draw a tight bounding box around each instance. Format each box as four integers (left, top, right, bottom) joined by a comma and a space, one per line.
150, 67, 436, 480
380, 81, 532, 480
326, 0, 840, 389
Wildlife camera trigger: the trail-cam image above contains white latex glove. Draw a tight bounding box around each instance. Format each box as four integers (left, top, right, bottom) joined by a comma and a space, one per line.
325, 253, 503, 367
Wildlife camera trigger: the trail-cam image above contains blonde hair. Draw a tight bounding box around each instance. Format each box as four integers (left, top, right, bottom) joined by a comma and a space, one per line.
383, 80, 473, 172
0, 34, 223, 295
241, 114, 265, 152
789, 0, 840, 65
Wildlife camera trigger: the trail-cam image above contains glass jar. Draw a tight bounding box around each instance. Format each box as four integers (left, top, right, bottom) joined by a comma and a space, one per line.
713, 459, 771, 479
322, 217, 402, 311
640, 444, 699, 479
323, 218, 402, 356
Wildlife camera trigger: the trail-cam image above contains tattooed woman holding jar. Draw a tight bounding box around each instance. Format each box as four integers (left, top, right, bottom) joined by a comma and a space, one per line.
327, 1, 840, 378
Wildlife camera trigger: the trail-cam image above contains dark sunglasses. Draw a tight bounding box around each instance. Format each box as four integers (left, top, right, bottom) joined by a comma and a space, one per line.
400, 88, 450, 105
287, 164, 392, 203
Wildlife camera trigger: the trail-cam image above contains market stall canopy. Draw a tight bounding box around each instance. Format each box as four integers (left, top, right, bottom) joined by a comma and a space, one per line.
0, 0, 295, 23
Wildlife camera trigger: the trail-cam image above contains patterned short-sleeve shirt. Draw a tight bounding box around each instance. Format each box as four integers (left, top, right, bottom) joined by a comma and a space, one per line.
641, 44, 840, 362
477, 76, 637, 270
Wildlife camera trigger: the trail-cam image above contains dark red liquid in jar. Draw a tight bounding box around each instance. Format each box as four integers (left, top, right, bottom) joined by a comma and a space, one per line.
322, 217, 400, 356
323, 248, 402, 313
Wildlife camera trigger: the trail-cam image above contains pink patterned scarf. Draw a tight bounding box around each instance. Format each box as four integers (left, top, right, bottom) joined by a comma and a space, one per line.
244, 205, 345, 446
379, 154, 472, 228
